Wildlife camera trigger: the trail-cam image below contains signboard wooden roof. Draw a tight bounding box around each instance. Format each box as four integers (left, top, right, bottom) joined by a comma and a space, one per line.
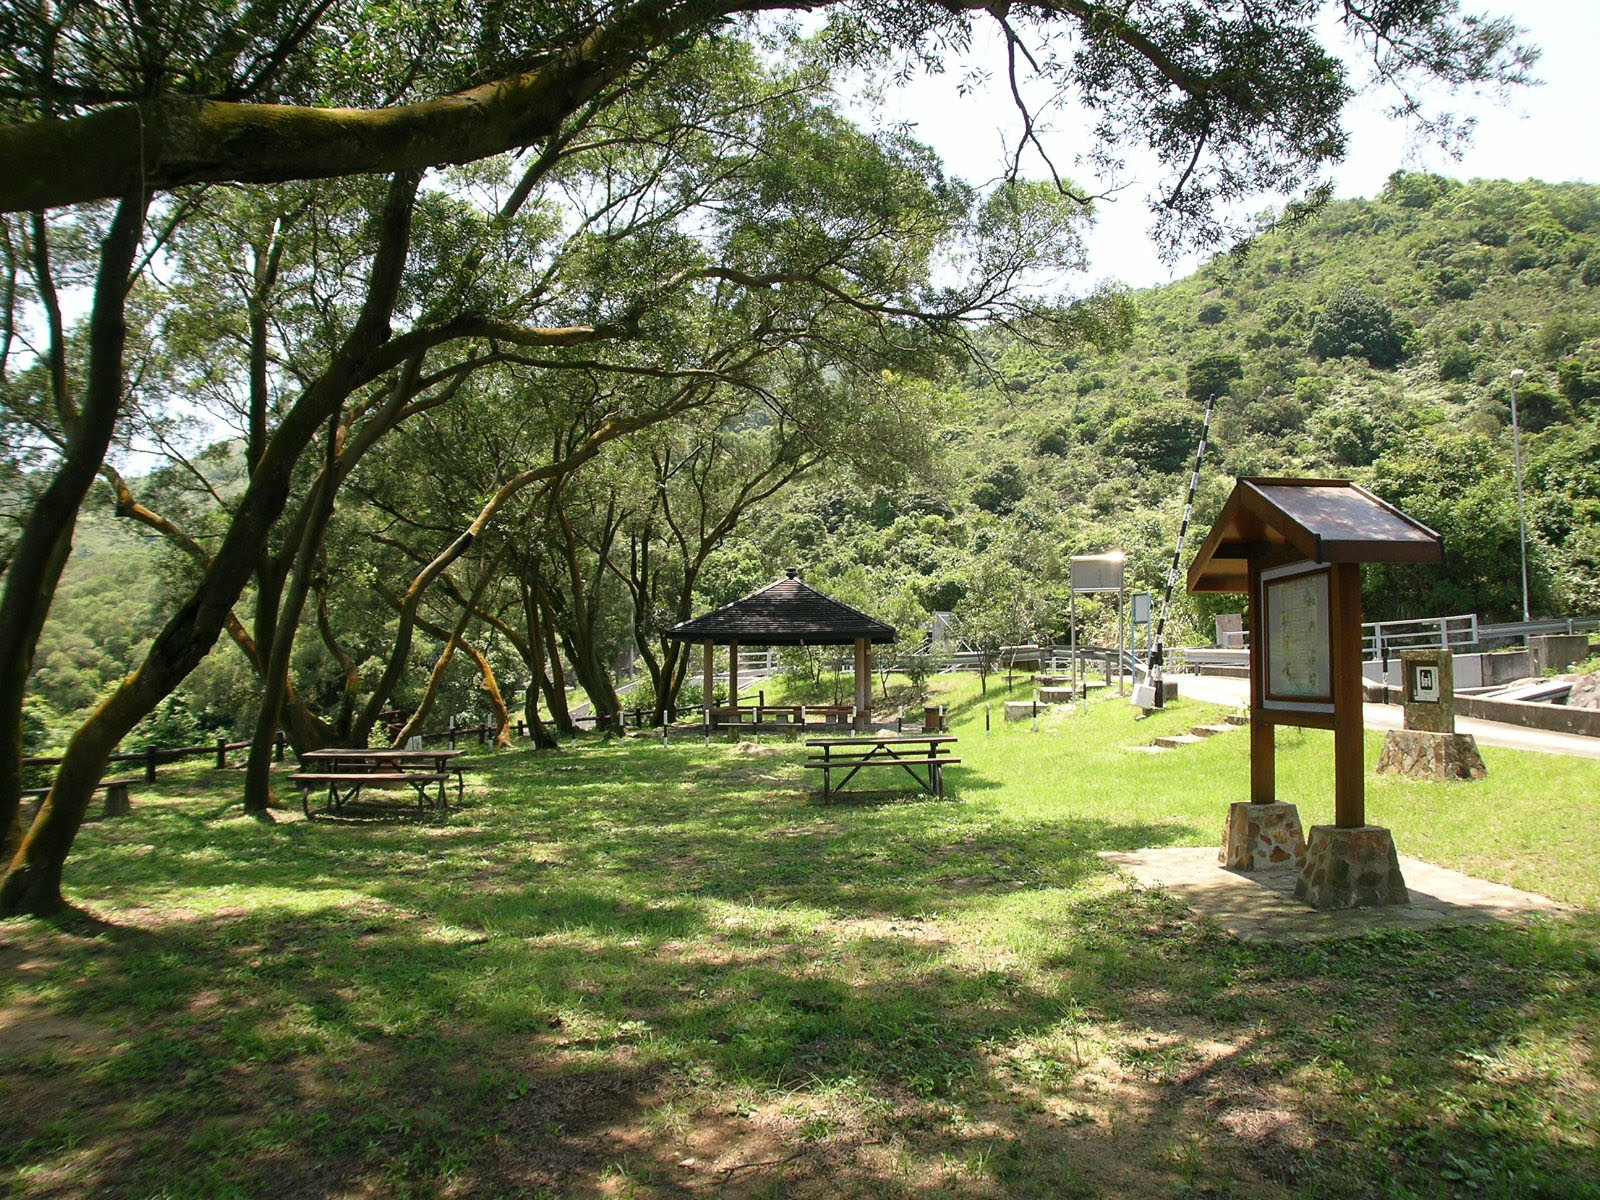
1188, 477, 1442, 594
665, 570, 896, 646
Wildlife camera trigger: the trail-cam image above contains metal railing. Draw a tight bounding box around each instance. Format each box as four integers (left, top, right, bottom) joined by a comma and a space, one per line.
1478, 616, 1600, 642
1218, 613, 1481, 661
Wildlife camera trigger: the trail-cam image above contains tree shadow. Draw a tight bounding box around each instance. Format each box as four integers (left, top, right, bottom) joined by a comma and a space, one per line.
3, 739, 1596, 1198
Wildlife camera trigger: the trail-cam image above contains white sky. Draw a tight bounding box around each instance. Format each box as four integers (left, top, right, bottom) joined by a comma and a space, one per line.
858, 0, 1599, 289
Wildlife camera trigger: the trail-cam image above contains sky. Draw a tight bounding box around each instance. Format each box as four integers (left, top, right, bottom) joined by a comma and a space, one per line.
858, 0, 1600, 290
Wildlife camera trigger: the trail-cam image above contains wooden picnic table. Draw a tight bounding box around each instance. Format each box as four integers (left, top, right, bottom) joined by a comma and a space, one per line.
292, 747, 466, 816
709, 704, 807, 729
803, 734, 960, 801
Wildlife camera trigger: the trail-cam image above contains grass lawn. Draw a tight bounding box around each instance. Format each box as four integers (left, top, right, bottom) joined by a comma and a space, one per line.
2, 673, 1597, 1198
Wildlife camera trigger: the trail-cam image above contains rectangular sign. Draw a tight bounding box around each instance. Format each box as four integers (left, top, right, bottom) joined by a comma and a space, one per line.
1070, 551, 1125, 593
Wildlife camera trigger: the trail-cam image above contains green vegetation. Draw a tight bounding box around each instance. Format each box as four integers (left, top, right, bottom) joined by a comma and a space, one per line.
4, 675, 1596, 1197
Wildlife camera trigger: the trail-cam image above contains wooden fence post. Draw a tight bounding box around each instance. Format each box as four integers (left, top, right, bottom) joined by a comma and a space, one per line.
215, 736, 228, 769
477, 722, 485, 746
448, 717, 457, 750
275, 732, 286, 761
144, 746, 157, 782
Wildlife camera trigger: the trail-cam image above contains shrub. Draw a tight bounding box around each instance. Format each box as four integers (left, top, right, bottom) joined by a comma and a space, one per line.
1307, 286, 1412, 368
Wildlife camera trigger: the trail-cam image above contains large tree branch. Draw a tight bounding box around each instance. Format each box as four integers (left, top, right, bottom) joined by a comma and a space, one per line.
0, 0, 762, 213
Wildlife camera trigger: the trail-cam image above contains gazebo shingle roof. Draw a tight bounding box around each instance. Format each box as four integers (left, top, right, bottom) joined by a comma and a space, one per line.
665, 571, 896, 645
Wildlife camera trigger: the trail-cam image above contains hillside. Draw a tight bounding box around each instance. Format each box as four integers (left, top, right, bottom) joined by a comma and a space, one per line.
737, 173, 1600, 645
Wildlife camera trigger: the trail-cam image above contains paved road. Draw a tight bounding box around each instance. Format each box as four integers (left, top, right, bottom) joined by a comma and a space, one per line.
1170, 672, 1600, 761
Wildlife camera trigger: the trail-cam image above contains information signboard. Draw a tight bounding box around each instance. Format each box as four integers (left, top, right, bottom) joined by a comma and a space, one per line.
1070, 552, 1125, 593
1261, 563, 1333, 708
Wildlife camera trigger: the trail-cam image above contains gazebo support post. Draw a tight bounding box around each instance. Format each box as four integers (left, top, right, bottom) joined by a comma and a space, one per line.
729, 641, 739, 711
703, 640, 715, 730
853, 637, 871, 732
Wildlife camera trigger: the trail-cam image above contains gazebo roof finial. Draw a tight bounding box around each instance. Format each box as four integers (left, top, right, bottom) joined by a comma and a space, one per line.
786, 565, 799, 579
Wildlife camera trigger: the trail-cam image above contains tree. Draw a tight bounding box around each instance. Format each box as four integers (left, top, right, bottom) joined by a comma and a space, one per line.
1307, 285, 1413, 368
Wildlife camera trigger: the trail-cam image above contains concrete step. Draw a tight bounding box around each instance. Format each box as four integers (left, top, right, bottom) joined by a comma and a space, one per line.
1223, 714, 1249, 726
1191, 724, 1238, 737
1152, 733, 1204, 749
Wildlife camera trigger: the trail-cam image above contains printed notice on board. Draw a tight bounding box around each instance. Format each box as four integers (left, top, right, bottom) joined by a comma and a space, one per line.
1266, 571, 1331, 700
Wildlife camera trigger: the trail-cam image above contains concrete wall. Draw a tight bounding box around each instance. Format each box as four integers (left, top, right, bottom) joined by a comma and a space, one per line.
1363, 650, 1532, 689
1457, 694, 1600, 738
1530, 634, 1592, 676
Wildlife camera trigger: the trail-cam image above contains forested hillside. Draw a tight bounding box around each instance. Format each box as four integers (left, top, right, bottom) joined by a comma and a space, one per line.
26, 173, 1600, 750
726, 172, 1600, 646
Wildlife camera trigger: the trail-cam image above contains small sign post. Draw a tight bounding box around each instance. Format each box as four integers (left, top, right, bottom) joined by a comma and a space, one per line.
1374, 648, 1487, 780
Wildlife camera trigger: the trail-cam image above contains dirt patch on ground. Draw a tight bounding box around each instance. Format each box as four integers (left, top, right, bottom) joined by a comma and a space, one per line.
731, 742, 786, 757
0, 999, 114, 1059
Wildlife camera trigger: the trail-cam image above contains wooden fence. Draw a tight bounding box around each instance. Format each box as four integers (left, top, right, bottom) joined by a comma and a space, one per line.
19, 704, 712, 787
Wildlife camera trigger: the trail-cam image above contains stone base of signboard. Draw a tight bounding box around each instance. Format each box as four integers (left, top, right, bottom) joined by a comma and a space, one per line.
1220, 802, 1306, 871
1375, 729, 1487, 781
1295, 825, 1409, 910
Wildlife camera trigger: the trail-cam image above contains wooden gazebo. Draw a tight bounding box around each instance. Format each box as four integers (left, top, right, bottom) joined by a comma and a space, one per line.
665, 569, 896, 731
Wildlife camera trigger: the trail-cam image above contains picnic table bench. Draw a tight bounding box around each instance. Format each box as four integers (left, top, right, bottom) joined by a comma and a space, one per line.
292, 748, 465, 816
22, 776, 138, 817
803, 734, 960, 801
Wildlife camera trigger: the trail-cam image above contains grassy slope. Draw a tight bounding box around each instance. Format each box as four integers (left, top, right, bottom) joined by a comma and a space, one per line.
2, 674, 1596, 1198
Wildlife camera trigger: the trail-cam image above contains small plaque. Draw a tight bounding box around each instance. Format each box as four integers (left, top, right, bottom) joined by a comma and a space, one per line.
1410, 665, 1440, 704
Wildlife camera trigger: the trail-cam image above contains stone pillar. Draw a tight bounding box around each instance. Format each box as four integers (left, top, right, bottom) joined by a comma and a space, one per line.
1295, 825, 1409, 910
1220, 802, 1306, 871
1401, 649, 1454, 733
1377, 648, 1487, 780
1376, 732, 1487, 780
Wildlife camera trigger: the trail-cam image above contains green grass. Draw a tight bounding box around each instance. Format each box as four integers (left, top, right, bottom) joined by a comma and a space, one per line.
2, 673, 1597, 1198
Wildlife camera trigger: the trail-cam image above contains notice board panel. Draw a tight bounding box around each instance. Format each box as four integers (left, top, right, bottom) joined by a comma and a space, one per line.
1261, 563, 1333, 709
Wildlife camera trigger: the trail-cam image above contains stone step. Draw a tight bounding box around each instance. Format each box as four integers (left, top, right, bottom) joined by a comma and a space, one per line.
1223, 714, 1249, 726
1152, 733, 1204, 749
1128, 744, 1171, 754
1191, 724, 1238, 737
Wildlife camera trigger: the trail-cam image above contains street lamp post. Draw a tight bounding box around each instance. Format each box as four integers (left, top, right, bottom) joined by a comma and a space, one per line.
1509, 368, 1530, 625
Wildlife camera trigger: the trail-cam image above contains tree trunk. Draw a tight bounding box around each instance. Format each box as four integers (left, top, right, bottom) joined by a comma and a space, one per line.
391, 553, 501, 746
0, 194, 146, 865
242, 414, 343, 816
462, 639, 513, 748
517, 587, 558, 748
536, 591, 575, 734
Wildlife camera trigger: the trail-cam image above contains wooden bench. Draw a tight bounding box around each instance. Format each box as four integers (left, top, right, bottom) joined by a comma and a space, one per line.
22, 776, 139, 817
291, 770, 451, 816
803, 735, 960, 800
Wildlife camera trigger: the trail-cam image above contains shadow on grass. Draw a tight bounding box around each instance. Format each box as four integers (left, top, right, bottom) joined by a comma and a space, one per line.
2, 740, 1597, 1198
